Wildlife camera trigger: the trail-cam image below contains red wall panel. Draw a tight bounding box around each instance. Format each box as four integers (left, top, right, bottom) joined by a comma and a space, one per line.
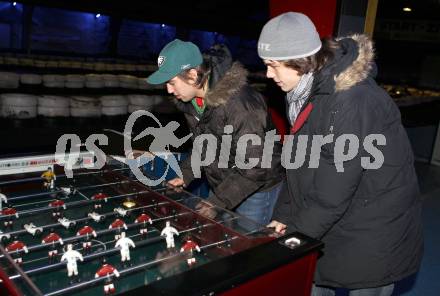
269, 0, 339, 37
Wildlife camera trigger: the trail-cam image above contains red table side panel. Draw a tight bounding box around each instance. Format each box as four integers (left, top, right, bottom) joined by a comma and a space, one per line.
220, 252, 318, 296
0, 266, 21, 296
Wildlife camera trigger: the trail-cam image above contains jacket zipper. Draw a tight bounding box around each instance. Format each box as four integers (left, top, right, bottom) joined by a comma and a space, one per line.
329, 110, 338, 134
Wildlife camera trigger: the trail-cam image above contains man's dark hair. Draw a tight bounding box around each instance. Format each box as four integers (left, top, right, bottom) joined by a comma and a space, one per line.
177, 58, 211, 89
283, 38, 339, 75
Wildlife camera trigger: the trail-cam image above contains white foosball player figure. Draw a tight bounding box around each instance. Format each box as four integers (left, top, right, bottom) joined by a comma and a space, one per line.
24, 223, 43, 236
113, 207, 128, 217
77, 225, 97, 254
0, 189, 8, 211
61, 186, 76, 196
88, 211, 105, 222
109, 218, 128, 240
5, 239, 29, 264
95, 259, 120, 295
180, 237, 201, 266
58, 217, 76, 229
115, 232, 135, 263
41, 167, 56, 190
0, 230, 11, 242
160, 221, 179, 249
135, 212, 153, 236
42, 231, 64, 263
1, 207, 19, 228
60, 244, 83, 282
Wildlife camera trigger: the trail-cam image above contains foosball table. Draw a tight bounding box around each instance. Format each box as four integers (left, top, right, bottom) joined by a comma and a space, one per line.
0, 153, 322, 296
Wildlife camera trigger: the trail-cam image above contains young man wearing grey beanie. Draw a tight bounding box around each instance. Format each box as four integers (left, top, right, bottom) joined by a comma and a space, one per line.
259, 12, 423, 296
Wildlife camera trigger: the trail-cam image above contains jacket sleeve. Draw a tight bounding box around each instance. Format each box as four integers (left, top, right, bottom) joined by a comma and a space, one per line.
172, 99, 198, 185
287, 96, 372, 239
180, 154, 196, 185
207, 100, 276, 209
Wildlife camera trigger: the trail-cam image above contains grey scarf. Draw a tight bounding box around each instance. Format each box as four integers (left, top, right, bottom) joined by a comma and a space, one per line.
286, 72, 314, 125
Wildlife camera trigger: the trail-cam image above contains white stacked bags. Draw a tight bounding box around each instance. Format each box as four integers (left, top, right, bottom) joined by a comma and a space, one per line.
100, 95, 128, 116
70, 96, 101, 117
127, 95, 156, 113
1, 94, 37, 119
0, 72, 19, 88
38, 96, 70, 117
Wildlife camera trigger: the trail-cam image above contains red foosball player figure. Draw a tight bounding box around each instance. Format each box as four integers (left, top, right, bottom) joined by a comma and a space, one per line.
134, 212, 153, 236
1, 207, 19, 228
77, 225, 97, 254
42, 230, 64, 263
180, 236, 201, 266
95, 259, 120, 295
6, 239, 29, 264
49, 199, 66, 219
109, 218, 127, 241
92, 192, 108, 211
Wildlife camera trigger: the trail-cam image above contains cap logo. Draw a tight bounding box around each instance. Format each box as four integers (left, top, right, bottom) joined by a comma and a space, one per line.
158, 56, 166, 67
258, 43, 271, 51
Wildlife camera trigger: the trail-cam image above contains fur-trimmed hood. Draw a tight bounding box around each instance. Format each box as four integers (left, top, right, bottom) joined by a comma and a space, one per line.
204, 62, 248, 107
172, 44, 248, 111
334, 34, 375, 92
314, 34, 375, 94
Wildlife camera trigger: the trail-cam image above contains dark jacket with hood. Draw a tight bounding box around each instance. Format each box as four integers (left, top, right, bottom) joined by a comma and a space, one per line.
273, 35, 423, 288
175, 45, 284, 210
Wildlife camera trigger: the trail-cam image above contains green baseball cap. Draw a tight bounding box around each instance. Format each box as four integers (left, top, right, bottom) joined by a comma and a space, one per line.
147, 39, 203, 85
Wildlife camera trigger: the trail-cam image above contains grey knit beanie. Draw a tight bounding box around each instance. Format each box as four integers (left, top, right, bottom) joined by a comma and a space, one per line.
258, 12, 322, 60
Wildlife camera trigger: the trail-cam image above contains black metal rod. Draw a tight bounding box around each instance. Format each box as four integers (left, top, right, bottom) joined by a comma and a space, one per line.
6, 179, 130, 203
0, 168, 129, 186
11, 222, 212, 280
0, 167, 130, 187
43, 236, 229, 296
20, 211, 189, 254
13, 233, 164, 280
0, 198, 184, 239
7, 190, 64, 202
0, 190, 151, 221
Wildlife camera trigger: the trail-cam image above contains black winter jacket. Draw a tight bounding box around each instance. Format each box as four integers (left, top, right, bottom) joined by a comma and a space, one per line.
176, 45, 285, 209
273, 35, 423, 288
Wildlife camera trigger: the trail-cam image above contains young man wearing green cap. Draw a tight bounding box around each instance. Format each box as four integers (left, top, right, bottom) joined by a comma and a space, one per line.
258, 12, 423, 296
147, 39, 284, 225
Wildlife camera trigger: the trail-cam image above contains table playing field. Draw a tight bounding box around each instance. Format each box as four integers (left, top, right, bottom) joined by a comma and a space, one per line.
0, 155, 322, 296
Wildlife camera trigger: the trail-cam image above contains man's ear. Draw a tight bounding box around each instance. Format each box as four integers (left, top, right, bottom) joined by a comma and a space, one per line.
187, 69, 198, 84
